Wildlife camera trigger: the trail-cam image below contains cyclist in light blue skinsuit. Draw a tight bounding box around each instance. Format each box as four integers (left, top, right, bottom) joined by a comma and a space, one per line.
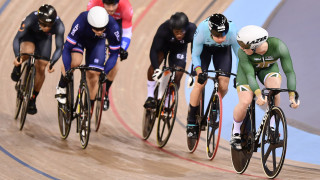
186, 13, 240, 148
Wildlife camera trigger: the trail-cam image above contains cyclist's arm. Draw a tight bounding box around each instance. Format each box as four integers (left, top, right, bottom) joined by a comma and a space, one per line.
149, 24, 166, 69
191, 27, 204, 74
13, 13, 34, 58
50, 20, 65, 67
238, 50, 261, 96
120, 1, 133, 50
228, 22, 240, 66
278, 39, 297, 96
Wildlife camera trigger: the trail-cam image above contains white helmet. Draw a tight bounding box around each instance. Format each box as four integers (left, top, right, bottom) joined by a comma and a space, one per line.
237, 25, 268, 50
87, 6, 109, 28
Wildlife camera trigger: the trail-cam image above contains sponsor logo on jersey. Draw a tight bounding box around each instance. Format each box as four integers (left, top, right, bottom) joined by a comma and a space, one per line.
19, 24, 25, 32
71, 24, 79, 36
114, 31, 120, 41
176, 54, 185, 60
265, 56, 274, 61
253, 58, 261, 61
94, 58, 99, 64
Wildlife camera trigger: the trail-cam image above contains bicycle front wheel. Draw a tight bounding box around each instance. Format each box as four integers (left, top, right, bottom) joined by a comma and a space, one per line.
142, 84, 158, 140
156, 83, 178, 148
261, 106, 287, 179
94, 82, 105, 132
206, 92, 222, 160
57, 81, 73, 139
19, 66, 35, 130
78, 82, 91, 149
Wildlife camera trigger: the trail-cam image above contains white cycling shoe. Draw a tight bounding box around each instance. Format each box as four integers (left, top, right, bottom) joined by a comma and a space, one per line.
56, 86, 67, 104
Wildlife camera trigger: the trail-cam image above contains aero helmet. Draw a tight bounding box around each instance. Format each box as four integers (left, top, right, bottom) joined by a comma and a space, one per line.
88, 6, 109, 28
169, 12, 189, 30
208, 13, 229, 37
237, 25, 268, 50
38, 4, 57, 26
102, 0, 120, 4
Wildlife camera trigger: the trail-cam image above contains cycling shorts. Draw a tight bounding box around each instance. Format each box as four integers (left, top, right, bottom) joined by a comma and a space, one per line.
21, 32, 51, 61
163, 47, 187, 69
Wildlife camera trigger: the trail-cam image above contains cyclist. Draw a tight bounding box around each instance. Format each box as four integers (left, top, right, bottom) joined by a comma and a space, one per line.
186, 14, 239, 142
143, 12, 197, 109
11, 4, 65, 115
230, 25, 300, 150
55, 6, 120, 113
87, 0, 133, 110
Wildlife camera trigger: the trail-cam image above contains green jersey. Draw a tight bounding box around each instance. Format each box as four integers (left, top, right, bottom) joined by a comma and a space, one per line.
236, 37, 296, 95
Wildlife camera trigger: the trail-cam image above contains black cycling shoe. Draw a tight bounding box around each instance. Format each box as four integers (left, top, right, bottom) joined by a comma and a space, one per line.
230, 133, 242, 151
103, 94, 109, 111
186, 124, 199, 150
143, 97, 156, 109
11, 66, 21, 82
27, 98, 37, 115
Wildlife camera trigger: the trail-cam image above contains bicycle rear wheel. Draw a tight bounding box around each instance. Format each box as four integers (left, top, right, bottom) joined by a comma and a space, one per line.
57, 81, 73, 139
142, 84, 158, 140
78, 82, 91, 149
261, 106, 287, 178
206, 92, 222, 160
156, 83, 178, 148
231, 107, 254, 174
19, 66, 35, 130
94, 82, 105, 132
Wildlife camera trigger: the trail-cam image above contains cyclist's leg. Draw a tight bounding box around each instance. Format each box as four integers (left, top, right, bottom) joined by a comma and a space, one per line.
211, 46, 232, 98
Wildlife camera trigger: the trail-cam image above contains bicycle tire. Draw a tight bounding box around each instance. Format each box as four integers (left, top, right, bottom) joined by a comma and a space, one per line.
142, 84, 159, 140
156, 83, 178, 148
231, 107, 254, 174
94, 82, 105, 132
14, 64, 27, 120
19, 66, 35, 130
206, 92, 223, 160
78, 82, 91, 149
57, 80, 73, 139
261, 106, 287, 178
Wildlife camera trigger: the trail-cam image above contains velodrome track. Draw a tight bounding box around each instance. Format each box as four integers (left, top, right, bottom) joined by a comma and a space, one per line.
0, 0, 319, 179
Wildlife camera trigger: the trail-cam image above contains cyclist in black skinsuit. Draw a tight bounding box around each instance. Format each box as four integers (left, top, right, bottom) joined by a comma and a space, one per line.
11, 4, 65, 115
143, 12, 197, 108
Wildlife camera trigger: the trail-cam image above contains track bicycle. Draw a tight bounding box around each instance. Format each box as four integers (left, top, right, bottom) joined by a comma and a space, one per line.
187, 70, 236, 161
14, 53, 42, 130
56, 65, 103, 149
93, 72, 106, 132
142, 64, 193, 148
231, 88, 299, 178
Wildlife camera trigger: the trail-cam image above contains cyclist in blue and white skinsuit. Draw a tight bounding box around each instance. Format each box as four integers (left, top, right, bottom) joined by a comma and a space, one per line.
56, 6, 120, 110
186, 14, 239, 146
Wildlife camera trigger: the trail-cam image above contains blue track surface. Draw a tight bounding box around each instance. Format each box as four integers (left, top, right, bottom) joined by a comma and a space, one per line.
185, 0, 320, 165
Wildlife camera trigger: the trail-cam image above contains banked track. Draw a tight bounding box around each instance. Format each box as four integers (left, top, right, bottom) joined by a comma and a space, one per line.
0, 0, 319, 179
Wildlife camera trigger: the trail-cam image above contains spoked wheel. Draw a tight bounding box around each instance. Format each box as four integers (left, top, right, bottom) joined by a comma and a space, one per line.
261, 107, 287, 179
187, 95, 203, 153
142, 85, 158, 140
78, 83, 91, 149
14, 78, 23, 120
94, 82, 105, 132
57, 82, 73, 139
206, 92, 223, 160
231, 108, 254, 174
19, 67, 34, 130
156, 83, 178, 148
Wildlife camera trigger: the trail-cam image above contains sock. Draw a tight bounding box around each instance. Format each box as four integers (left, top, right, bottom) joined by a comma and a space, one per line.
233, 119, 243, 135
105, 79, 113, 95
270, 116, 275, 129
147, 80, 156, 98
187, 104, 199, 124
32, 91, 39, 100
58, 73, 67, 88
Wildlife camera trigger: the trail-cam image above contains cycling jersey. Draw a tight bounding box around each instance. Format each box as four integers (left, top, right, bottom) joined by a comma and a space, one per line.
13, 11, 65, 64
150, 20, 197, 69
63, 11, 121, 74
192, 17, 239, 71
236, 37, 296, 95
87, 0, 133, 50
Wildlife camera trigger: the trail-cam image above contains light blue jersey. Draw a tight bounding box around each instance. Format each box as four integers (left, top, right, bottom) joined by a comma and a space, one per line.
192, 18, 240, 70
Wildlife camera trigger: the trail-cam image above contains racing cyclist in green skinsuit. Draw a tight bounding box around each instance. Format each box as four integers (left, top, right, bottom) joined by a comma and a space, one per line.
230, 25, 300, 150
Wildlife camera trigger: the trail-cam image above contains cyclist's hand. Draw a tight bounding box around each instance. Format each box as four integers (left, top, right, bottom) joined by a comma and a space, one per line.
48, 63, 55, 73
256, 95, 267, 106
289, 96, 300, 109
197, 73, 207, 84
120, 47, 128, 61
14, 57, 22, 66
152, 69, 162, 81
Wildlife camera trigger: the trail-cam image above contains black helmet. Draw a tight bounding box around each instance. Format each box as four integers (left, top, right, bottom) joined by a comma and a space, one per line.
169, 12, 189, 30
38, 4, 57, 26
208, 13, 229, 37
102, 0, 120, 4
